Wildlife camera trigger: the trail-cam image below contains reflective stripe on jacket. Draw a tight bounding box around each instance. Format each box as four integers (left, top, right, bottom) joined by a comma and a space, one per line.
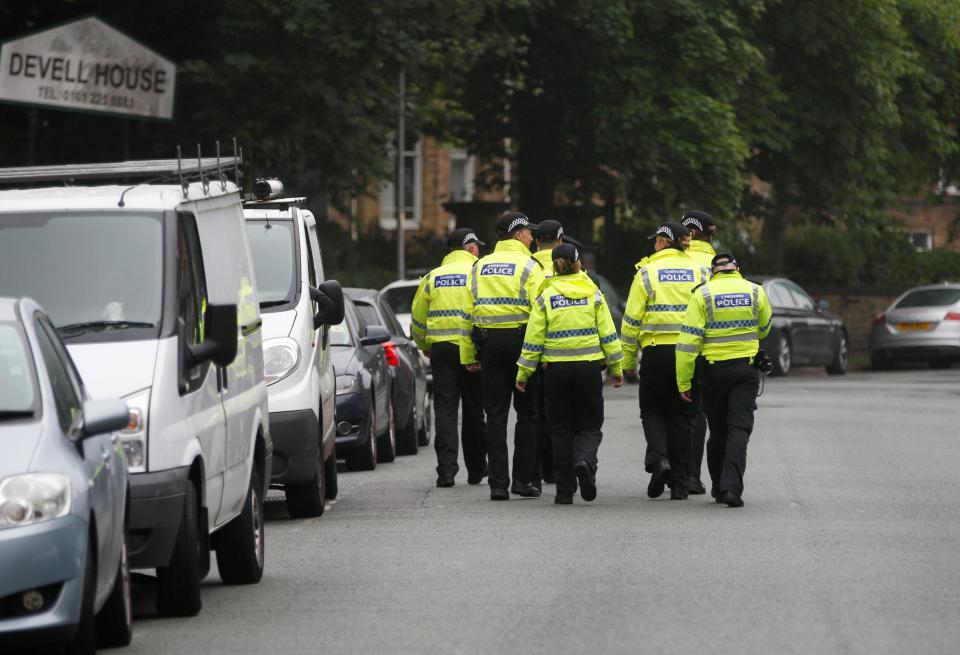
621, 248, 705, 372
460, 239, 546, 364
516, 271, 623, 382
410, 249, 477, 350
675, 271, 773, 392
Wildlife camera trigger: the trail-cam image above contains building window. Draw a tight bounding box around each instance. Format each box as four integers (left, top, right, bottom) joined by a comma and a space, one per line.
449, 148, 475, 202
379, 136, 421, 229
908, 229, 933, 252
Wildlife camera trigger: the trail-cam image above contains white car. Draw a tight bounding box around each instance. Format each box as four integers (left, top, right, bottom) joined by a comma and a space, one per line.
243, 195, 343, 518
380, 278, 421, 339
0, 158, 272, 618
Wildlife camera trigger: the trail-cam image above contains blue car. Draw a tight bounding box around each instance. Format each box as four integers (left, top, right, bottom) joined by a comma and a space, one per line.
0, 298, 132, 654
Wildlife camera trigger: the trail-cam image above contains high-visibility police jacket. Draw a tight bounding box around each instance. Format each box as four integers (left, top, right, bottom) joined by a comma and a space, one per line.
460, 239, 546, 364
621, 248, 705, 372
533, 248, 556, 278
410, 249, 476, 351
675, 271, 773, 392
687, 240, 717, 270
516, 271, 623, 382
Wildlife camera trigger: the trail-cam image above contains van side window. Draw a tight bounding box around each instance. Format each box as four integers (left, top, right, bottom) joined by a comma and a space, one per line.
34, 318, 82, 433
303, 224, 318, 290
177, 213, 208, 349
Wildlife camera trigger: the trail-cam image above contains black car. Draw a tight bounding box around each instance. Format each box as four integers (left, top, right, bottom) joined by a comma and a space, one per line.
331, 296, 396, 470
750, 276, 848, 376
345, 288, 431, 456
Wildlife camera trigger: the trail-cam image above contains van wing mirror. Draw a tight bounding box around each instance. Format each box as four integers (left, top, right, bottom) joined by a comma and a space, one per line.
81, 399, 130, 437
186, 303, 239, 368
310, 280, 345, 329
360, 324, 391, 346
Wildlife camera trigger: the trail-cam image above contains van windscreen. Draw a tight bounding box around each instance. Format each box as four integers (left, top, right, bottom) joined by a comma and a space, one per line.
245, 221, 296, 307
0, 213, 162, 342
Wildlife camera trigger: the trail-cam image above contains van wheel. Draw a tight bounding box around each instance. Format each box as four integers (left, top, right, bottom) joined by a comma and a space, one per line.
156, 481, 202, 617
417, 392, 432, 446
825, 331, 848, 375
324, 447, 339, 500
346, 399, 378, 471
286, 455, 326, 518
96, 529, 132, 647
771, 332, 792, 376
377, 400, 397, 463
68, 530, 97, 655
396, 401, 419, 456
215, 468, 265, 584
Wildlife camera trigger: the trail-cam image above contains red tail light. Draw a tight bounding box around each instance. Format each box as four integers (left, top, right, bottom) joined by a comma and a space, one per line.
382, 342, 400, 367
872, 313, 886, 326
945, 312, 960, 321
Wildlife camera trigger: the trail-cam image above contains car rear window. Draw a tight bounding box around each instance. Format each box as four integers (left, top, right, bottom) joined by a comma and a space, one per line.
382, 285, 417, 315
895, 288, 960, 308
0, 323, 37, 414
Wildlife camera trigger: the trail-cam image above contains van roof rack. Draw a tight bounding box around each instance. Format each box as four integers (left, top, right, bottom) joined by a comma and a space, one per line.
242, 196, 307, 209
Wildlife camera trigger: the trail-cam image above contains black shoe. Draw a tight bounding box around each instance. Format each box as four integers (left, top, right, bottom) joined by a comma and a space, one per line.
711, 487, 722, 503
687, 477, 707, 495
647, 461, 673, 499
467, 466, 488, 485
510, 481, 542, 498
574, 460, 597, 502
436, 474, 455, 488
721, 491, 744, 508
670, 483, 689, 500
554, 493, 573, 505
490, 488, 509, 501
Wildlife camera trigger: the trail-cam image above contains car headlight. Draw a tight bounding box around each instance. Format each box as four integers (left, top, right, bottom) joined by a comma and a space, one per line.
0, 474, 71, 529
264, 338, 300, 386
121, 389, 150, 473
336, 374, 360, 396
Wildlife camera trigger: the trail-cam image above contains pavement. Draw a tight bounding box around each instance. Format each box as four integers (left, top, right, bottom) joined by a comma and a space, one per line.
126, 367, 960, 655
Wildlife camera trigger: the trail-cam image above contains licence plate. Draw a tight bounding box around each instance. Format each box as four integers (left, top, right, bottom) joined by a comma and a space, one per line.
898, 322, 932, 331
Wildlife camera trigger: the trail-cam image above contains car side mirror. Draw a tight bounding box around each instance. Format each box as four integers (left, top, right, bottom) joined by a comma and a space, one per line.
360, 324, 391, 346
310, 280, 345, 329
186, 303, 239, 368
817, 299, 830, 312
81, 399, 130, 437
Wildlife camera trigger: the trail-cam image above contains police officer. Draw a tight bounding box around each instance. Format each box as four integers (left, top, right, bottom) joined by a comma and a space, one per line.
515, 244, 623, 504
531, 219, 565, 486
411, 227, 488, 488
676, 253, 772, 507
679, 210, 718, 495
461, 212, 546, 500
621, 222, 705, 500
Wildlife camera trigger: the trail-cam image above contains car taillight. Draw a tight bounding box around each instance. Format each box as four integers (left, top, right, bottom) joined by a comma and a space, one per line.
383, 342, 400, 367
872, 313, 886, 326
945, 312, 960, 321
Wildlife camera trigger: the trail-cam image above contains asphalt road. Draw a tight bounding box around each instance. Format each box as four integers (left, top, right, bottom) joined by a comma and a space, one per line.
126, 368, 960, 655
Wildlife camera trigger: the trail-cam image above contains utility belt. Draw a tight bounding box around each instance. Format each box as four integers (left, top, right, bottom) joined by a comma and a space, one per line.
706, 350, 773, 375
472, 324, 526, 356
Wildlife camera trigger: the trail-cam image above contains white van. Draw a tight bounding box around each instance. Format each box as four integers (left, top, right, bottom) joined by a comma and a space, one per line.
0, 158, 275, 617
243, 193, 343, 518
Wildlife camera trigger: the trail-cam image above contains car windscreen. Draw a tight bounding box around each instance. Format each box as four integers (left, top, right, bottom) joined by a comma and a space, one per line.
895, 288, 960, 308
382, 285, 417, 315
354, 301, 383, 328
328, 320, 352, 346
0, 213, 163, 342
0, 323, 38, 416
245, 220, 297, 307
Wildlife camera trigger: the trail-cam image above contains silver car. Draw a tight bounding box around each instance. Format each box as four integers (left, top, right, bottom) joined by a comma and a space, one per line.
0, 298, 132, 653
869, 283, 960, 369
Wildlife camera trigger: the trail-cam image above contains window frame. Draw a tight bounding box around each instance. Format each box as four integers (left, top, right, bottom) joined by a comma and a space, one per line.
379, 137, 423, 229
176, 212, 212, 396
33, 313, 83, 435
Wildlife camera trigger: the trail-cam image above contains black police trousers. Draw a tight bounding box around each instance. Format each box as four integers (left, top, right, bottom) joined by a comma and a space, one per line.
691, 356, 708, 482
430, 341, 486, 479
702, 360, 760, 497
639, 344, 696, 479
546, 361, 604, 495
536, 367, 553, 483
479, 327, 539, 490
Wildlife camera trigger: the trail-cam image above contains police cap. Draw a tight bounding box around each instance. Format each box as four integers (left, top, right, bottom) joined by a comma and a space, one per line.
447, 227, 486, 248
647, 222, 689, 242
681, 210, 716, 233
711, 252, 738, 272
536, 219, 564, 241
552, 243, 580, 263
497, 212, 539, 236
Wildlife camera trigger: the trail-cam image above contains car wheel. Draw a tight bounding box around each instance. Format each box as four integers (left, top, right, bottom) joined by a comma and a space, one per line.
417, 392, 433, 447
870, 351, 893, 370
324, 447, 339, 500
377, 400, 397, 463
771, 331, 792, 376
346, 400, 378, 471
96, 528, 132, 647
156, 480, 202, 617
396, 400, 419, 456
68, 529, 97, 655
285, 454, 326, 519
825, 331, 848, 375
929, 359, 952, 370
215, 468, 265, 585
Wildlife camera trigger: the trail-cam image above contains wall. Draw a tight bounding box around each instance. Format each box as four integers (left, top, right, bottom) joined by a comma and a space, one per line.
809, 288, 901, 355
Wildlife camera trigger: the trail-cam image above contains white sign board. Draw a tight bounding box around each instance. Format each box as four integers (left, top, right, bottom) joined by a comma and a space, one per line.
0, 17, 176, 120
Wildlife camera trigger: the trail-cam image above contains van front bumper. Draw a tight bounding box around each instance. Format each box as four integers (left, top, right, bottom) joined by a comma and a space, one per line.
128, 466, 190, 569
268, 409, 320, 486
